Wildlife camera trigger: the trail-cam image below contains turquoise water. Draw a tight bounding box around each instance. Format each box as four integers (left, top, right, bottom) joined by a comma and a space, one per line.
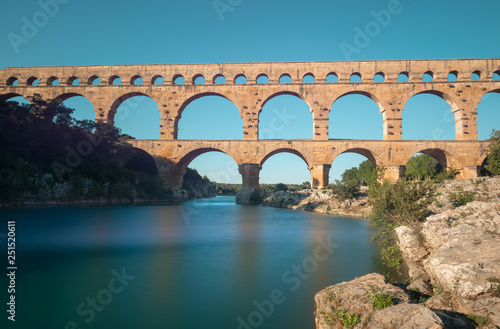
0, 196, 386, 329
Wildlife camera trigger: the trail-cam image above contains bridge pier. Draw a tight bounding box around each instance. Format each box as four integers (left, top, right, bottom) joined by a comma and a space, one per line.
310, 164, 331, 189
384, 165, 406, 183
236, 164, 264, 204
458, 165, 481, 180
156, 160, 188, 199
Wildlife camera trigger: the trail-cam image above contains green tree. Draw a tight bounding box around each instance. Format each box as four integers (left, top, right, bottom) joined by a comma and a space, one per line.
368, 166, 435, 271
358, 160, 376, 185
485, 129, 500, 175
341, 167, 359, 184
405, 154, 443, 180
275, 183, 288, 192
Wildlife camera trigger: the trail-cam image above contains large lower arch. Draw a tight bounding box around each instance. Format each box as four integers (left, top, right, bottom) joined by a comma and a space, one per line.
330, 148, 377, 184
337, 148, 377, 167
259, 148, 309, 168
403, 148, 449, 169
259, 148, 311, 185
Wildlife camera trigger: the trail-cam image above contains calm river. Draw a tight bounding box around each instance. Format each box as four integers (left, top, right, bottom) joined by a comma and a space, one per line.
1, 196, 388, 329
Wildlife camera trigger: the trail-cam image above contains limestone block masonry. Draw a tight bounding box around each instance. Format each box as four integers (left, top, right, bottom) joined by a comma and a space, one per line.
1, 58, 498, 202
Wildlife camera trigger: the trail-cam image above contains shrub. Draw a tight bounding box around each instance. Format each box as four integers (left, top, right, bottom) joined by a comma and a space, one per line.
369, 291, 394, 309
485, 129, 500, 175
449, 191, 475, 207
328, 179, 360, 201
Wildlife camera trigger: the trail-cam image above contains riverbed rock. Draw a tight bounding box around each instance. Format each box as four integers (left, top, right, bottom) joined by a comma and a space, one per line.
368, 304, 445, 329
263, 188, 371, 218
314, 273, 450, 329
398, 177, 500, 327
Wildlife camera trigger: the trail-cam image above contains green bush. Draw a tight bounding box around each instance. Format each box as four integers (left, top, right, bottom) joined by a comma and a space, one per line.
368, 166, 434, 271
369, 291, 394, 309
449, 191, 475, 207
327, 179, 360, 201
485, 129, 500, 175
333, 309, 361, 329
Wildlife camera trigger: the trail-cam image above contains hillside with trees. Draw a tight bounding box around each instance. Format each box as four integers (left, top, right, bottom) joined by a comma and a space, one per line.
0, 95, 213, 205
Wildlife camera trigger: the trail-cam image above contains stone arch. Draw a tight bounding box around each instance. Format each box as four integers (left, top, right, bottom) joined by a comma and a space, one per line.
172, 74, 185, 84
302, 73, 315, 83
213, 74, 226, 84
279, 73, 292, 83
259, 148, 309, 168
330, 90, 384, 113
403, 148, 449, 169
27, 76, 39, 86
5, 76, 19, 86
350, 72, 361, 83
108, 92, 158, 123
403, 88, 459, 112
336, 148, 377, 167
256, 73, 269, 83
116, 147, 159, 176
326, 72, 338, 83
46, 76, 59, 86
109, 75, 121, 85
0, 92, 30, 103
54, 93, 96, 122
52, 92, 95, 105
176, 147, 240, 172
398, 71, 409, 82
471, 70, 482, 81
88, 75, 100, 85
447, 70, 458, 81
260, 91, 311, 113
234, 74, 247, 84
67, 76, 79, 86
151, 75, 164, 85
422, 71, 434, 82
130, 75, 143, 85
374, 72, 385, 82
175, 92, 242, 138
192, 74, 206, 84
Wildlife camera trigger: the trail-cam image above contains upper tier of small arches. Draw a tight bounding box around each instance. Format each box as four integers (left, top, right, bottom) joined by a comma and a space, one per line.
3, 61, 500, 87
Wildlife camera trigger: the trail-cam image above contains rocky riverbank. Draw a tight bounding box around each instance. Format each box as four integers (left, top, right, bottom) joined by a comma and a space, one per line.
1, 171, 216, 207
262, 188, 371, 218
314, 177, 500, 328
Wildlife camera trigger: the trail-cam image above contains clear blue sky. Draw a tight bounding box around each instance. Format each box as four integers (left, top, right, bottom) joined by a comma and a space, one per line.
1, 0, 499, 184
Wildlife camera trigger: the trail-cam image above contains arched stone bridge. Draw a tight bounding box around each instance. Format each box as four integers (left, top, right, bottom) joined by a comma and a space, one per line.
0, 58, 498, 197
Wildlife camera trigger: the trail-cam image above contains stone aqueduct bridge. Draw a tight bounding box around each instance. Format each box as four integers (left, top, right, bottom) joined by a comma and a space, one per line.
0, 59, 499, 195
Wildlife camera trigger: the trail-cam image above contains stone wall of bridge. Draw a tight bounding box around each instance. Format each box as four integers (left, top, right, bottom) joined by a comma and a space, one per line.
0, 59, 497, 199
128, 139, 490, 190
1, 58, 499, 141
